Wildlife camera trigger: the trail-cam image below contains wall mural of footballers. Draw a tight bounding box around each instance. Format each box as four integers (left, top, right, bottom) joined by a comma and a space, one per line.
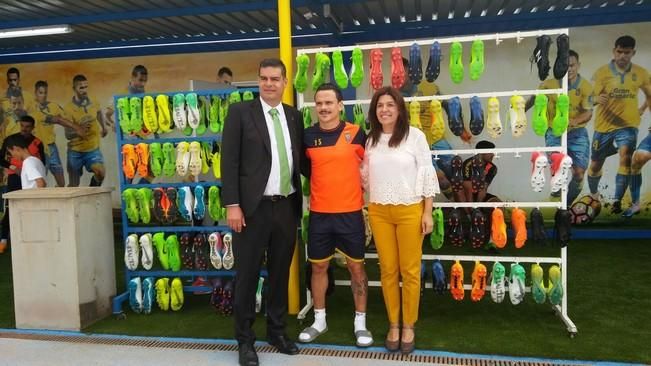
1, 22, 650, 225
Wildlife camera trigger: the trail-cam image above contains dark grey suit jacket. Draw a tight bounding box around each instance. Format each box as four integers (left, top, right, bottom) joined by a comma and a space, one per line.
221, 98, 303, 218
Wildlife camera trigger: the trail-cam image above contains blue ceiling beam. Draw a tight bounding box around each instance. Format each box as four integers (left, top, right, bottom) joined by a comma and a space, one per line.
334, 4, 651, 45
0, 0, 369, 29
1, 3, 650, 63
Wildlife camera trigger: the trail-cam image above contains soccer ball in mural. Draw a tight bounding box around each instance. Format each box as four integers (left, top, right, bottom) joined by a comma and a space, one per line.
569, 195, 602, 224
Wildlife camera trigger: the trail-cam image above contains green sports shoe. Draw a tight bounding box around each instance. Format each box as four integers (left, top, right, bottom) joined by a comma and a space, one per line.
294, 54, 310, 93
209, 96, 221, 133
301, 107, 312, 129
208, 185, 222, 221
301, 210, 309, 244
332, 49, 349, 89
430, 207, 444, 249
200, 142, 211, 174
312, 52, 331, 90
166, 234, 181, 272
530, 263, 547, 304
229, 91, 241, 104
122, 188, 139, 223
552, 93, 569, 137
117, 97, 131, 134
469, 40, 485, 81
339, 108, 346, 122
129, 97, 143, 133
155, 278, 170, 311
152, 232, 170, 270
220, 98, 230, 127
350, 47, 364, 88
242, 91, 254, 101
449, 42, 464, 84
149, 142, 164, 177
353, 104, 365, 130
547, 265, 564, 305
301, 175, 310, 197
196, 96, 208, 136
136, 188, 153, 224
162, 142, 176, 177
142, 95, 159, 134
532, 94, 549, 136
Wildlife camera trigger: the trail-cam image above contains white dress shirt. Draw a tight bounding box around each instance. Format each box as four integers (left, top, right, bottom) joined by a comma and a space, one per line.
260, 98, 295, 196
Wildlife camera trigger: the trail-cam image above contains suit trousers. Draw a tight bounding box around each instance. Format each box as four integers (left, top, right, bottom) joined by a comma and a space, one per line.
233, 194, 298, 345
368, 201, 424, 326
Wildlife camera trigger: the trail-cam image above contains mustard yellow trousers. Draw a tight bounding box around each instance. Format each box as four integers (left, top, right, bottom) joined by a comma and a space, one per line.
368, 202, 423, 325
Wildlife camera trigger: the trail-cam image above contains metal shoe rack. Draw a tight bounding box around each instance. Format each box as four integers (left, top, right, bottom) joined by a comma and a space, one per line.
295, 28, 577, 337
111, 87, 265, 317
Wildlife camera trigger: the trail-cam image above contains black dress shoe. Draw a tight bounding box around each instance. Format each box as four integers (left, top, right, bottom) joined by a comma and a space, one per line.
238, 343, 259, 366
267, 334, 299, 355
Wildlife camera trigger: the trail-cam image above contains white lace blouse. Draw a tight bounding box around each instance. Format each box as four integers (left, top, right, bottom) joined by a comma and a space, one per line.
362, 127, 440, 205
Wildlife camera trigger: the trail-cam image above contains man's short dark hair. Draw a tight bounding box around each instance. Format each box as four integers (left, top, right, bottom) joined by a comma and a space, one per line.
19, 115, 35, 126
73, 74, 87, 87
259, 58, 286, 77
35, 80, 48, 90
131, 65, 148, 77
218, 67, 233, 77
7, 67, 19, 78
4, 134, 28, 149
568, 50, 579, 61
315, 83, 343, 102
476, 140, 495, 149
615, 35, 635, 49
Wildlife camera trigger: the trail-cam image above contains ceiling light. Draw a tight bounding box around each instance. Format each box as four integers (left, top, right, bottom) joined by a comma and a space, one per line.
0, 24, 72, 39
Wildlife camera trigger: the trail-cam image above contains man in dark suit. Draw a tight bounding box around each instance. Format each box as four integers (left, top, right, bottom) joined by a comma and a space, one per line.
221, 58, 303, 366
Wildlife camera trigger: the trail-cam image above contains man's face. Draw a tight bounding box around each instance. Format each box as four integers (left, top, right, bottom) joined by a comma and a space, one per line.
7, 146, 20, 159
567, 56, 579, 80
258, 66, 286, 104
74, 80, 89, 99
10, 96, 24, 113
314, 89, 343, 125
7, 72, 19, 88
131, 73, 147, 90
19, 121, 34, 137
218, 73, 232, 84
613, 46, 635, 69
35, 86, 47, 103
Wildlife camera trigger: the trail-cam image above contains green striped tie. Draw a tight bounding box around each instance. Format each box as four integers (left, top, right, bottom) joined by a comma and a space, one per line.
269, 108, 292, 196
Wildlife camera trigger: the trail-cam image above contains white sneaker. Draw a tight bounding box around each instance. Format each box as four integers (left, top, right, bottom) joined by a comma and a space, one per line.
173, 93, 187, 129
530, 152, 548, 193
509, 263, 526, 305
222, 232, 234, 270
486, 97, 502, 138
176, 141, 190, 177
186, 93, 200, 129
255, 277, 265, 313
124, 234, 140, 270
139, 233, 154, 270
178, 186, 194, 222
509, 95, 527, 137
188, 141, 202, 177
208, 232, 223, 269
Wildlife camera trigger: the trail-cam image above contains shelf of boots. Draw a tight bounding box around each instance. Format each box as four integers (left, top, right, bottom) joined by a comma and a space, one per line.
126, 226, 230, 233
122, 135, 222, 144
129, 270, 268, 277
123, 181, 221, 189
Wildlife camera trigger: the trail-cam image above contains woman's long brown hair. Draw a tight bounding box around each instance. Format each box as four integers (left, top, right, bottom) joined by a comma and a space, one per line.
367, 86, 410, 148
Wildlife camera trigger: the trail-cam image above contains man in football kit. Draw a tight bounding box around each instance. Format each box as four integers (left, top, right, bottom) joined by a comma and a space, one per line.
32, 80, 86, 187
588, 35, 651, 213
299, 83, 373, 347
525, 50, 593, 205
63, 74, 108, 187
3, 67, 34, 112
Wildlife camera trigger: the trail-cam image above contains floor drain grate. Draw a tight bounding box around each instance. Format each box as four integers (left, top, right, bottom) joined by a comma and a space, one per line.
0, 332, 590, 365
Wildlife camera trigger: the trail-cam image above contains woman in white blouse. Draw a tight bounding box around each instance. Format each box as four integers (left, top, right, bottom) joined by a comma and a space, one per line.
362, 86, 439, 354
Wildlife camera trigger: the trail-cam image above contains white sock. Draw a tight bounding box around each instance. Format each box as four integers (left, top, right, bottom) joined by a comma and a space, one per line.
299, 308, 327, 342
354, 312, 372, 344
